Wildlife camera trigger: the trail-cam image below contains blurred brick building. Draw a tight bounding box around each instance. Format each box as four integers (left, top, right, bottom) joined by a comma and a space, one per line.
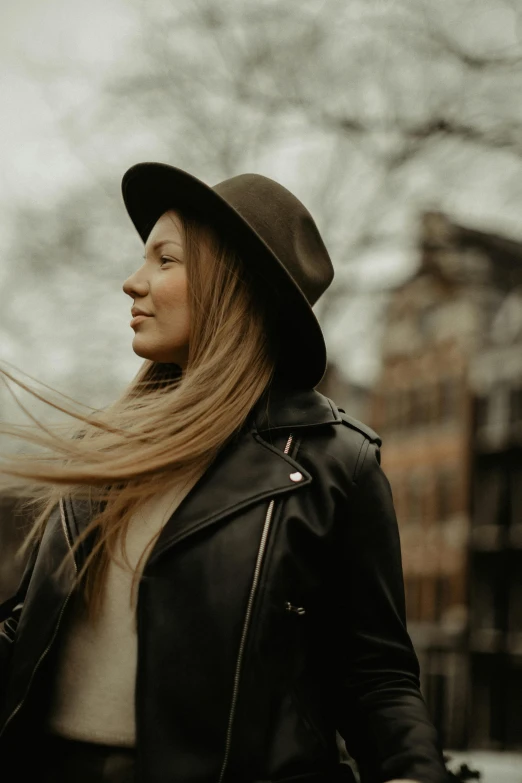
468, 284, 522, 750
363, 211, 522, 750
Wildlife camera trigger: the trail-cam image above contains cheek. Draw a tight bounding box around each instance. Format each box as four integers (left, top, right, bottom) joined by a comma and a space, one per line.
153, 274, 190, 336
155, 274, 188, 310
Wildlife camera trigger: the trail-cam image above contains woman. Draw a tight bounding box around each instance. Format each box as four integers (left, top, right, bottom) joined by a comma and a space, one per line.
0, 163, 449, 783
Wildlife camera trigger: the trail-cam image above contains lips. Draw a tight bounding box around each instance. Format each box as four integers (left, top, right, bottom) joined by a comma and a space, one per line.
131, 307, 152, 318
130, 314, 152, 329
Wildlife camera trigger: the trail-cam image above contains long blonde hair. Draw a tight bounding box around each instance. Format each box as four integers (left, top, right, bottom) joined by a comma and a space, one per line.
0, 209, 280, 619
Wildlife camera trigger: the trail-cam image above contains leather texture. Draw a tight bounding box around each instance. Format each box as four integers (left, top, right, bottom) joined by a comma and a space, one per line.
0, 380, 449, 783
41, 735, 136, 783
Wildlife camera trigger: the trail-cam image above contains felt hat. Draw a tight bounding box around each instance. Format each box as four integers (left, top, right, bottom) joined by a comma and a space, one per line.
122, 162, 334, 388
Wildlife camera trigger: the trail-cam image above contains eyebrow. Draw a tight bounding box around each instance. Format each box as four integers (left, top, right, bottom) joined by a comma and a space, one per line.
143, 239, 183, 259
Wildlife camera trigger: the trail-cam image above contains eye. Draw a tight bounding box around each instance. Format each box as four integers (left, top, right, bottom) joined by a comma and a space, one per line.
159, 256, 175, 266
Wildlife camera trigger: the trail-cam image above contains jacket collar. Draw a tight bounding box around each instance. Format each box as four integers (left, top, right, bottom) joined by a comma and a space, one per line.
249, 381, 342, 434
63, 382, 342, 570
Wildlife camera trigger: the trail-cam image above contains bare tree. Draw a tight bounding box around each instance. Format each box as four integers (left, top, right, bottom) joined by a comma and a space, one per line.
96, 0, 522, 313
3, 0, 522, 411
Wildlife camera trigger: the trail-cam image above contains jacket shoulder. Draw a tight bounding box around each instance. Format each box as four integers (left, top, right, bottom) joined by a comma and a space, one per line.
335, 407, 382, 447
318, 401, 383, 483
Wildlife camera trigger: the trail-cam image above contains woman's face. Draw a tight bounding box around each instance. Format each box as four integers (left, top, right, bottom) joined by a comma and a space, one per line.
122, 210, 190, 368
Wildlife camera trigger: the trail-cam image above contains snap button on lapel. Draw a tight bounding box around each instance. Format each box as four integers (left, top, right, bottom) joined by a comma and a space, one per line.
285, 601, 306, 614
289, 471, 303, 482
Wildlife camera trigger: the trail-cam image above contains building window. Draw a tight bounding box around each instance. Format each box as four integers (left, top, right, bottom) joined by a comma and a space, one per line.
470, 660, 505, 747
505, 667, 522, 747
473, 465, 507, 528
426, 383, 438, 424
509, 387, 522, 424
418, 304, 437, 337
470, 557, 506, 634
434, 575, 449, 622
475, 396, 489, 429
438, 377, 460, 422
508, 576, 522, 636
386, 389, 400, 430
408, 385, 433, 427
408, 387, 421, 427
385, 389, 411, 431
406, 472, 425, 523
489, 383, 509, 428
435, 468, 458, 520
405, 576, 422, 621
399, 390, 410, 429
510, 464, 522, 530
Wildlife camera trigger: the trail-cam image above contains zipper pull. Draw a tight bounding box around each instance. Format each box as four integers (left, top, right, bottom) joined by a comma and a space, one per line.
285, 601, 306, 615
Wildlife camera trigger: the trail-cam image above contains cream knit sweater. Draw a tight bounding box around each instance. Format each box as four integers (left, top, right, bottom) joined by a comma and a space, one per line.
47, 475, 200, 747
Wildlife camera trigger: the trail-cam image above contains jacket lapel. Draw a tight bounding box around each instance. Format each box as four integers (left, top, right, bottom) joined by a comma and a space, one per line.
64, 385, 342, 566
148, 429, 309, 565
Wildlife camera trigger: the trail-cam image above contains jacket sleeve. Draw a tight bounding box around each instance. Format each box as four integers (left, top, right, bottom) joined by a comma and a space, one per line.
0, 539, 40, 706
330, 439, 449, 783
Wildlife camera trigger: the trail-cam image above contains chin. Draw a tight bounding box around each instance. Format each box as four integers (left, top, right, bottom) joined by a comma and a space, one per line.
132, 339, 188, 366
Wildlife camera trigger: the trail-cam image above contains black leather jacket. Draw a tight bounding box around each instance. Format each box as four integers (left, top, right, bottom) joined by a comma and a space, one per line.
0, 383, 449, 783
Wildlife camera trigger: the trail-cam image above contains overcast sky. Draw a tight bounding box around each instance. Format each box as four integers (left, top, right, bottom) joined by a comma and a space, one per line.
0, 0, 135, 207
2, 0, 522, 394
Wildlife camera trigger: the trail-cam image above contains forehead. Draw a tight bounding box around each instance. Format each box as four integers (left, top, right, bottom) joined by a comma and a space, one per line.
146, 210, 183, 247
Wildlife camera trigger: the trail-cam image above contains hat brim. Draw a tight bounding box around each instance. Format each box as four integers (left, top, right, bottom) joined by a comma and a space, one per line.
121, 162, 328, 388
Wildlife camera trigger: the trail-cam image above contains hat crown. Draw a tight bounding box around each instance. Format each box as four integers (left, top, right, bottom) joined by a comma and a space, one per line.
212, 173, 333, 306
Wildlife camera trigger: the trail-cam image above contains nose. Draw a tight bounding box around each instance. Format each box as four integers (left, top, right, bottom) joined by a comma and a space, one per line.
122, 268, 149, 299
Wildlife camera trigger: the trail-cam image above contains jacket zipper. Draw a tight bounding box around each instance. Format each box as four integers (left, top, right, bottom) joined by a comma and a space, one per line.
217, 432, 294, 783
0, 498, 77, 739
